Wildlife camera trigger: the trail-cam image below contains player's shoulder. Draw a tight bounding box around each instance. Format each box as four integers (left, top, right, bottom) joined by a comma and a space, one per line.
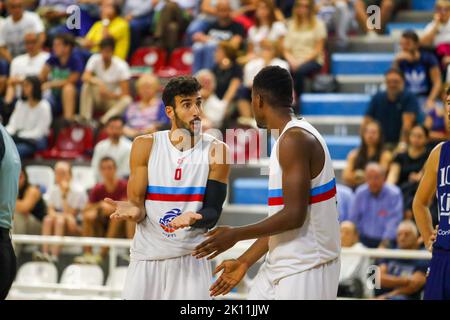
429, 142, 445, 161
279, 126, 317, 151
131, 133, 155, 154
203, 133, 228, 150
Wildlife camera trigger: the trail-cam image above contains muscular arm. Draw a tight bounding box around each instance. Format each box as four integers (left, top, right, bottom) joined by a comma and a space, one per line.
413, 143, 442, 249
126, 136, 153, 223
108, 135, 153, 222
232, 128, 315, 241
379, 264, 410, 289
237, 237, 269, 269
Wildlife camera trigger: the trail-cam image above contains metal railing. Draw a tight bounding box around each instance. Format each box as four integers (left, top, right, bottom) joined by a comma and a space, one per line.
9, 234, 432, 300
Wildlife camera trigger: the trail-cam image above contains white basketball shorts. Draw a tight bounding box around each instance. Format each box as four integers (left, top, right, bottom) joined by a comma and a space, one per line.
122, 254, 212, 300
248, 257, 341, 300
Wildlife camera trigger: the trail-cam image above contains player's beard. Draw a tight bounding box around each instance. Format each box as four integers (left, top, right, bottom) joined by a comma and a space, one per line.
173, 109, 201, 137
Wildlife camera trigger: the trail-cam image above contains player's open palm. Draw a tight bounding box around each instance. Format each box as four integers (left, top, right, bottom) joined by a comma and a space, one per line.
210, 259, 247, 297
169, 211, 202, 230
105, 198, 142, 222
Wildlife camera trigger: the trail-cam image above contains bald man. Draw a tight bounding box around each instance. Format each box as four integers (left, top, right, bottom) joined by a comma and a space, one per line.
349, 163, 403, 248
375, 221, 427, 300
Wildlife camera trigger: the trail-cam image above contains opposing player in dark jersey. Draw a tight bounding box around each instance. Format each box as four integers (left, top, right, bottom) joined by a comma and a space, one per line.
413, 86, 450, 300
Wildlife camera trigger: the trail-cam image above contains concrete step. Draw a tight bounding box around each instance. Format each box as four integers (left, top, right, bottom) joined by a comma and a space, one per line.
336, 75, 384, 93
394, 10, 434, 23
329, 36, 397, 53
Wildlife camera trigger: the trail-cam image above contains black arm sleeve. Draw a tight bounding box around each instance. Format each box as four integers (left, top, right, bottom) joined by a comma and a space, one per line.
191, 179, 227, 229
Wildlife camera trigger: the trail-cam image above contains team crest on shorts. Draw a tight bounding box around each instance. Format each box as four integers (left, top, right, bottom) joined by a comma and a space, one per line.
159, 208, 182, 235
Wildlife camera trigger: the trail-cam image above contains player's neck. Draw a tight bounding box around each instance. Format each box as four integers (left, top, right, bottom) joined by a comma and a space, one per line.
169, 129, 199, 151
266, 110, 294, 134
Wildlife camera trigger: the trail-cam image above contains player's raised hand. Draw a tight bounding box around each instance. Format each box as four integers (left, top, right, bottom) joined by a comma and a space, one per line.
193, 226, 237, 260
168, 211, 202, 230
210, 259, 248, 297
105, 198, 143, 222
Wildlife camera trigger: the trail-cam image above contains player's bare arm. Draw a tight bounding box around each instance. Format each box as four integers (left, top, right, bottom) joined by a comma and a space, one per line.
106, 135, 153, 223
169, 141, 230, 230
209, 237, 269, 297
194, 128, 324, 259
413, 142, 443, 251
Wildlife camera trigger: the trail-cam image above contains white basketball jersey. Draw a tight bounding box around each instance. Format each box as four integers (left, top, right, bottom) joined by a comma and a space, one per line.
266, 117, 341, 282
130, 130, 216, 261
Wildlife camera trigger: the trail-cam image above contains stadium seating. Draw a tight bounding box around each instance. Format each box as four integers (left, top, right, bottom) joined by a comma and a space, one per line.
301, 93, 371, 116
72, 166, 96, 191
25, 165, 55, 195
60, 264, 104, 287
331, 53, 395, 75
35, 125, 95, 160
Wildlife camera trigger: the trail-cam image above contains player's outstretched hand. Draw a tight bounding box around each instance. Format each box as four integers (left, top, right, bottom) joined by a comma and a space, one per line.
105, 198, 143, 222
168, 211, 202, 230
193, 226, 237, 260
210, 259, 248, 297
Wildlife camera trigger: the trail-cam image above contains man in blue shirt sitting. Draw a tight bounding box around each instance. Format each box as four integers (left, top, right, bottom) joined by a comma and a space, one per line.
349, 162, 403, 248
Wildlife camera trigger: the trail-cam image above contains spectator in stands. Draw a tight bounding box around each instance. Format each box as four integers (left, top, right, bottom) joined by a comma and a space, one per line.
152, 0, 190, 53
195, 69, 226, 130
12, 167, 47, 256
316, 0, 353, 49
387, 125, 430, 219
123, 0, 156, 58
425, 85, 450, 144
354, 0, 406, 36
192, 0, 245, 73
38, 0, 76, 44
394, 30, 442, 110
123, 73, 168, 140
185, 0, 241, 46
6, 76, 52, 159
91, 116, 132, 182
336, 184, 355, 222
76, 157, 131, 265
79, 37, 132, 125
238, 40, 289, 125
37, 161, 88, 263
80, 0, 130, 60
338, 221, 370, 298
363, 68, 420, 149
40, 33, 83, 120
212, 41, 243, 123
4, 32, 49, 107
283, 0, 327, 97
238, 0, 287, 65
375, 220, 427, 300
342, 120, 392, 189
349, 162, 403, 248
420, 0, 450, 71
0, 0, 45, 61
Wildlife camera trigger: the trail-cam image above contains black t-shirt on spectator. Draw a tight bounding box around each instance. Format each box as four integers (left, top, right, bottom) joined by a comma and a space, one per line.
366, 90, 420, 144
206, 21, 246, 43
213, 63, 243, 100
18, 185, 47, 221
393, 150, 429, 186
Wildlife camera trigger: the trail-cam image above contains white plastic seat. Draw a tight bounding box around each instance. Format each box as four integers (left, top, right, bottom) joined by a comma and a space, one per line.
60, 264, 104, 287
15, 261, 58, 285
25, 165, 54, 194
72, 166, 96, 191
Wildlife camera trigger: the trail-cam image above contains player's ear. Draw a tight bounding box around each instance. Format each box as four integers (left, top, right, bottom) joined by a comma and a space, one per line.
165, 105, 174, 120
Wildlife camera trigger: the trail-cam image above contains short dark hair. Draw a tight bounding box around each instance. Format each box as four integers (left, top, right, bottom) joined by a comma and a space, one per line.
99, 37, 115, 51
252, 66, 293, 109
401, 30, 419, 43
162, 76, 202, 109
24, 76, 42, 101
385, 68, 405, 80
53, 32, 76, 48
99, 156, 117, 167
106, 115, 124, 125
